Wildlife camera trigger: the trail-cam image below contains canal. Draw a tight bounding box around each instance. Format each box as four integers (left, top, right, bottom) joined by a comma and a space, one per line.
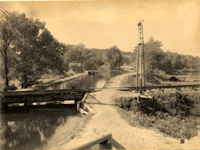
0, 71, 122, 150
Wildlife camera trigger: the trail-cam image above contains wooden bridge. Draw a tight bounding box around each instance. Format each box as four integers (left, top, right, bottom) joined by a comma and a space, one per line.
1, 84, 200, 106
0, 72, 90, 106
0, 89, 89, 106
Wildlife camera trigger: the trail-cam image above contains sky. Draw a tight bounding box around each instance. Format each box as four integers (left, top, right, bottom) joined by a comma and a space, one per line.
0, 0, 200, 56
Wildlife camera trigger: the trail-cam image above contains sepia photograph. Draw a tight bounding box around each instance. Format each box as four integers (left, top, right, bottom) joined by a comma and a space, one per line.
0, 0, 200, 149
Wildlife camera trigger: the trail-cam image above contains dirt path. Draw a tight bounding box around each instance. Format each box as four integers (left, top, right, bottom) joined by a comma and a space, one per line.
104, 72, 136, 88
54, 73, 200, 149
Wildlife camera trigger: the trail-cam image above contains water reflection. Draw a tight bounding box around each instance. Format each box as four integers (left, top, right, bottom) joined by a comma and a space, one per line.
0, 106, 77, 150
0, 70, 123, 150
46, 75, 105, 90
47, 70, 123, 90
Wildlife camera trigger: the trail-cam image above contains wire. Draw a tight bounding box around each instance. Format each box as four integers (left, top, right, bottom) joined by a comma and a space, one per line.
162, 47, 200, 53
0, 5, 199, 56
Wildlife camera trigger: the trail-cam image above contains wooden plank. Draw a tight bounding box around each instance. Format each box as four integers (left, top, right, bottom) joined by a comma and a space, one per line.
1, 89, 87, 97
1, 92, 85, 105
101, 84, 200, 91
33, 73, 87, 89
66, 133, 112, 150
2, 96, 84, 104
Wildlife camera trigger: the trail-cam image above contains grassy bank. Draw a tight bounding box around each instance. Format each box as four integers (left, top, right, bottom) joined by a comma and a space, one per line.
115, 91, 200, 139
120, 70, 200, 87
120, 74, 159, 87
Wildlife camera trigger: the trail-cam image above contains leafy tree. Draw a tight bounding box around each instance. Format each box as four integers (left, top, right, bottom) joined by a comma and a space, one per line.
132, 37, 200, 75
144, 37, 166, 70
0, 11, 21, 88
106, 46, 123, 69
82, 57, 104, 71
171, 54, 184, 70
69, 64, 82, 73
133, 37, 166, 75
161, 56, 173, 73
0, 11, 64, 88
63, 43, 94, 72
13, 28, 65, 88
121, 56, 131, 65
185, 55, 200, 70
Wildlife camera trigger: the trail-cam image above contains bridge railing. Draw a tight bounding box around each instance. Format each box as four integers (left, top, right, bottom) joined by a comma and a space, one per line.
66, 133, 112, 150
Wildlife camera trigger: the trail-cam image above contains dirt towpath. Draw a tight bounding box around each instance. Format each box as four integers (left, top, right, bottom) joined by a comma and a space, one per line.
54, 73, 200, 149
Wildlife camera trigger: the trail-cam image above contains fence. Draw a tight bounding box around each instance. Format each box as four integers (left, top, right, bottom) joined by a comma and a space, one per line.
66, 133, 112, 150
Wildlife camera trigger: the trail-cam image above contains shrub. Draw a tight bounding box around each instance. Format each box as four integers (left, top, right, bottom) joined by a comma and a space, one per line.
115, 96, 136, 111
115, 92, 200, 139
146, 75, 161, 85
4, 84, 18, 91
169, 76, 179, 81
69, 65, 82, 73
154, 92, 198, 117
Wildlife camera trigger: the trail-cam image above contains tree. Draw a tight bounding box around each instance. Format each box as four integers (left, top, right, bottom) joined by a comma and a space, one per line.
63, 43, 94, 72
82, 57, 104, 71
0, 11, 21, 89
106, 46, 123, 69
144, 37, 166, 70
185, 55, 200, 70
13, 28, 65, 88
0, 11, 64, 88
171, 54, 184, 70
121, 56, 131, 65
133, 37, 166, 75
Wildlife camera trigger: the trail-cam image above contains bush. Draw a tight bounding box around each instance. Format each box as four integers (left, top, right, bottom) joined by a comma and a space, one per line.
169, 76, 179, 81
69, 65, 82, 73
146, 75, 161, 85
115, 96, 136, 111
3, 84, 18, 91
154, 92, 199, 117
115, 92, 200, 139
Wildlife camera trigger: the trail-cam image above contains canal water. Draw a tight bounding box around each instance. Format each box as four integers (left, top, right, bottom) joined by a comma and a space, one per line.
0, 71, 122, 150
45, 74, 105, 91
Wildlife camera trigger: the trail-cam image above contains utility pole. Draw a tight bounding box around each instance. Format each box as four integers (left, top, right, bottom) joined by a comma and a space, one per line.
137, 21, 145, 93
136, 40, 139, 90
142, 25, 146, 91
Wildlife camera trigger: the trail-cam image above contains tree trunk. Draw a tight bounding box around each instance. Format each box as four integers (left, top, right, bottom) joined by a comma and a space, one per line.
3, 45, 9, 90
81, 62, 83, 72
22, 72, 28, 89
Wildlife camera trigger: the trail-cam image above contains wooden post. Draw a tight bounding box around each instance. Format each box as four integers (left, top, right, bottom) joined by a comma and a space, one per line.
136, 44, 139, 91
139, 43, 142, 93
142, 25, 146, 91
138, 21, 143, 93
66, 133, 112, 150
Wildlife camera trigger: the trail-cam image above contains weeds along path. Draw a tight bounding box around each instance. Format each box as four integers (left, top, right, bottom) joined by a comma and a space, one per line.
57, 73, 199, 149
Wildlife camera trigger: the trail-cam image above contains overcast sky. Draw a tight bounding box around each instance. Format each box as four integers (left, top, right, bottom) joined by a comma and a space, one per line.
1, 0, 200, 56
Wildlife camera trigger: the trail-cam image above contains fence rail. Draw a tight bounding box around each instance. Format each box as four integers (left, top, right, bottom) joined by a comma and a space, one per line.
66, 133, 112, 150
